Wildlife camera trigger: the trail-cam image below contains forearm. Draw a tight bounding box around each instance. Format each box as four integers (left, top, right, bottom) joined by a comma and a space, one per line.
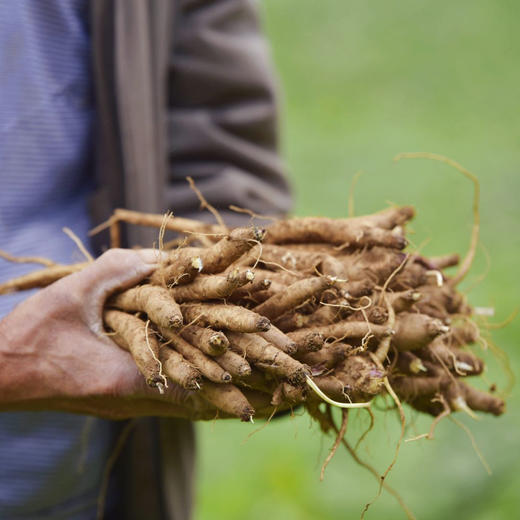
165, 0, 292, 221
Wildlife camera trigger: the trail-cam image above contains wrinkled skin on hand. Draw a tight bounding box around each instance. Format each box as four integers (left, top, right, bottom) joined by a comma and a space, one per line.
0, 249, 220, 420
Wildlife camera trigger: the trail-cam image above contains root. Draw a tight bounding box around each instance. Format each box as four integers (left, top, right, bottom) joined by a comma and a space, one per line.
306, 376, 372, 409
426, 394, 451, 439
159, 346, 202, 390
145, 320, 167, 391
392, 312, 449, 352
265, 216, 408, 249
255, 275, 335, 320
481, 335, 515, 399
159, 327, 231, 383
361, 368, 406, 519
449, 415, 492, 475
462, 241, 491, 294
321, 295, 373, 313
329, 413, 416, 520
157, 211, 173, 257
104, 310, 164, 388
198, 227, 264, 275
288, 321, 391, 345
110, 217, 121, 248
109, 285, 183, 329
374, 293, 396, 363
405, 394, 451, 442
242, 406, 278, 443
180, 325, 229, 357
320, 409, 348, 480
482, 308, 518, 330
228, 332, 307, 384
258, 326, 297, 355
181, 303, 271, 333
354, 407, 376, 451
0, 262, 87, 294
378, 254, 409, 306
62, 227, 94, 262
394, 153, 480, 286
214, 349, 251, 378
171, 270, 254, 302
187, 176, 227, 231
199, 382, 255, 421
429, 253, 460, 270
0, 248, 57, 267
228, 204, 279, 223
89, 208, 223, 239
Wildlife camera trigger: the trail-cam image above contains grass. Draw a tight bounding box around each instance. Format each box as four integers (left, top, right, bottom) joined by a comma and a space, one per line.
195, 1, 520, 518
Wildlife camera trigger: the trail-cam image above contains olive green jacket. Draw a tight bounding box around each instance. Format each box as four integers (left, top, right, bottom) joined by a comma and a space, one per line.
89, 1, 291, 518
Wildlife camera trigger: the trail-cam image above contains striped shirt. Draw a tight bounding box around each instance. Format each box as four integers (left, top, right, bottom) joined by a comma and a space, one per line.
0, 1, 115, 518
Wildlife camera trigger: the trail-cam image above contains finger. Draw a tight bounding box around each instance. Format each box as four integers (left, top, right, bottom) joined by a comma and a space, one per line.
77, 248, 161, 291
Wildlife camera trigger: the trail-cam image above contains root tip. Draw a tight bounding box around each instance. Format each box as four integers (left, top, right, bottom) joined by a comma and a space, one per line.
257, 317, 271, 331
169, 316, 183, 328
241, 407, 256, 422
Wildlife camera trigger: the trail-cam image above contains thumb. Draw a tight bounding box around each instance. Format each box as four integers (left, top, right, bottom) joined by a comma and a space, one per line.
62, 248, 168, 335
74, 248, 167, 293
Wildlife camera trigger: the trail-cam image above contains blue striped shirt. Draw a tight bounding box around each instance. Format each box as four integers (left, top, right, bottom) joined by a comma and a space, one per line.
0, 2, 115, 518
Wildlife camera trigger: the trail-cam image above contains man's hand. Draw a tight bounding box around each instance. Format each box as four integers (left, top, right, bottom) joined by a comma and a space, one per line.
0, 248, 218, 420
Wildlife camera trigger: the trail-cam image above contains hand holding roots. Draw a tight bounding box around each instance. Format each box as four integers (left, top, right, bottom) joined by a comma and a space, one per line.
1, 206, 504, 427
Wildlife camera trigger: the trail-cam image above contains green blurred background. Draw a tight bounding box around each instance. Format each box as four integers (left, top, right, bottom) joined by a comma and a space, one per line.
195, 1, 519, 518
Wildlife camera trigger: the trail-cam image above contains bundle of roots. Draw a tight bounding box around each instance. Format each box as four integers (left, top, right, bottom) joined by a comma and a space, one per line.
0, 205, 504, 425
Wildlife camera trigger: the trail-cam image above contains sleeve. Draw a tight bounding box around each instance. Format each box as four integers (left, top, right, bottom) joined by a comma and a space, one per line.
164, 0, 293, 225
